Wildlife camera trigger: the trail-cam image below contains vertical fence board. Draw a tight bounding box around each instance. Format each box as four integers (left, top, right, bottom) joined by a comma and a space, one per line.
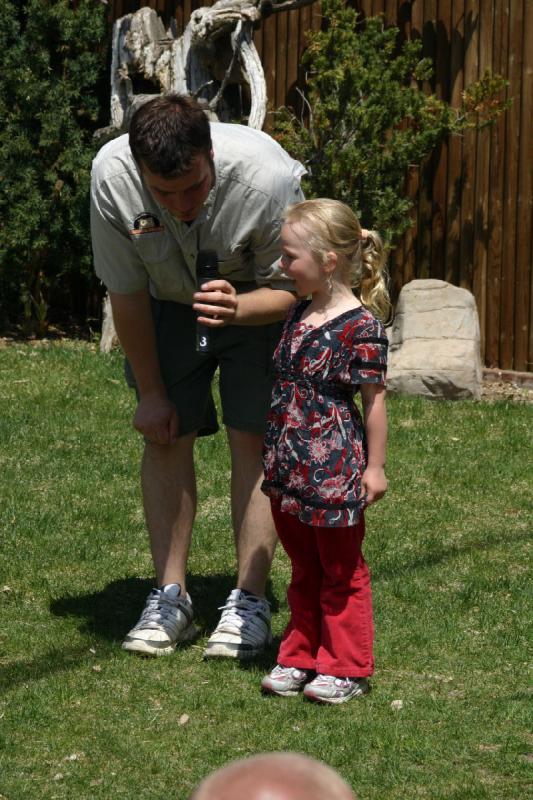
444, 0, 464, 287
384, 0, 397, 27
485, 0, 507, 366
430, 0, 452, 282
500, 0, 523, 368
515, 0, 532, 371
416, 1, 437, 280
358, 1, 373, 20
400, 2, 422, 291
276, 12, 289, 112
459, 0, 479, 294
472, 0, 494, 361
286, 8, 301, 109
431, 0, 452, 280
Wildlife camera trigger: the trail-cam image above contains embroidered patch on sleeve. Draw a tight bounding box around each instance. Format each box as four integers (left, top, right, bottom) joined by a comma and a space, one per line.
129, 212, 165, 235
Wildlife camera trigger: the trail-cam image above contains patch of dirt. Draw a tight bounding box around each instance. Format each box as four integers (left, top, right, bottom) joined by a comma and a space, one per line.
481, 380, 533, 404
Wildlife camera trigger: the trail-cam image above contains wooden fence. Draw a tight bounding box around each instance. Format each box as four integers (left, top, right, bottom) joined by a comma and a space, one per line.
109, 0, 532, 372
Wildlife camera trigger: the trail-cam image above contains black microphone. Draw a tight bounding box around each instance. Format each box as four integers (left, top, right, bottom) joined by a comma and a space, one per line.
196, 249, 219, 354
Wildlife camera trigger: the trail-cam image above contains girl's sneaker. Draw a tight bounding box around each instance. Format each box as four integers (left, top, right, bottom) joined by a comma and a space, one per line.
303, 674, 370, 704
261, 664, 314, 697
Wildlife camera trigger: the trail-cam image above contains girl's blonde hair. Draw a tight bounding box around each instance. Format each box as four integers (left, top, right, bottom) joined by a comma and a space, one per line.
283, 198, 391, 322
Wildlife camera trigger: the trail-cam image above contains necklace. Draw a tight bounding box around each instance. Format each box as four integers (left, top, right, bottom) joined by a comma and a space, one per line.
305, 292, 361, 324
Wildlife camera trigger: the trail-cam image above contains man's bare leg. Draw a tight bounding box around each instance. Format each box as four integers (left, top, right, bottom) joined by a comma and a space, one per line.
122, 432, 198, 655
203, 427, 277, 659
141, 432, 197, 594
226, 427, 277, 597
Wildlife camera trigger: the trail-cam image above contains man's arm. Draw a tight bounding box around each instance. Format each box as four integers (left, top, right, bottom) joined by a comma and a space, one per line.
110, 288, 178, 444
193, 283, 296, 326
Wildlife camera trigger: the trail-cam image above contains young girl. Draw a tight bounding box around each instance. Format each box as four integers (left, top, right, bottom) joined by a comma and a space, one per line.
261, 198, 389, 704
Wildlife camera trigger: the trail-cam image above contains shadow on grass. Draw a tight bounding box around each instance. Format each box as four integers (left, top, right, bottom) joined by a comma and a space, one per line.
238, 638, 283, 672
49, 573, 279, 642
0, 576, 281, 692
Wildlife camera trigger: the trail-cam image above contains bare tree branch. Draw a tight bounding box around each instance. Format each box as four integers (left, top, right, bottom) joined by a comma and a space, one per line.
260, 0, 317, 16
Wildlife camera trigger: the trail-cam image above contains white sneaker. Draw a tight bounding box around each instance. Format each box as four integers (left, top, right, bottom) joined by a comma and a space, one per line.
303, 674, 370, 704
122, 583, 197, 656
203, 589, 272, 659
261, 664, 314, 697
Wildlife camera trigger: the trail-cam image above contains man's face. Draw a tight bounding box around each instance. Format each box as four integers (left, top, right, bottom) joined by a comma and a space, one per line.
141, 152, 215, 222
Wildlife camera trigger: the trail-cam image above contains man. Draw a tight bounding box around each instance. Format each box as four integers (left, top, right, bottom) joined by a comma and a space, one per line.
189, 752, 358, 800
90, 93, 304, 659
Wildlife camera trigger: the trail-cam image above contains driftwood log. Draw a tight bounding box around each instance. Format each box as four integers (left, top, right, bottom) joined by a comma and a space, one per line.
98, 0, 316, 352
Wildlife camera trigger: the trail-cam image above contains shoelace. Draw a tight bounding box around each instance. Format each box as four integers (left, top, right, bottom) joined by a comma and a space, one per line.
217, 597, 257, 629
273, 665, 307, 679
272, 665, 293, 677
138, 591, 181, 626
315, 674, 352, 687
217, 593, 271, 631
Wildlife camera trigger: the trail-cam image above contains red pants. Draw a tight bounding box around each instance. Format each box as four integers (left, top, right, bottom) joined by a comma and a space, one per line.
272, 502, 374, 678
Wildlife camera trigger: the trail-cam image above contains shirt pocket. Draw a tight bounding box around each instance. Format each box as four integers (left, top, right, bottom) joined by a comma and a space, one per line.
130, 230, 191, 298
130, 229, 172, 265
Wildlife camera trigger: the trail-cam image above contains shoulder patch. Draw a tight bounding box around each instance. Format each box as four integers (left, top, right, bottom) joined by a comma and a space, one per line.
129, 212, 164, 235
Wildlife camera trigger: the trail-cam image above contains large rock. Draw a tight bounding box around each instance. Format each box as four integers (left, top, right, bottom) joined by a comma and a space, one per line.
387, 279, 482, 399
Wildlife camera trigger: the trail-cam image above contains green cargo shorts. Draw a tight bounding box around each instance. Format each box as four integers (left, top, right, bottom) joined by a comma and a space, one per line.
125, 298, 283, 437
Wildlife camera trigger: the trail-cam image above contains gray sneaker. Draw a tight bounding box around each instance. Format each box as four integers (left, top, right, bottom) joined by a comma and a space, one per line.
261, 665, 314, 697
203, 589, 272, 659
303, 674, 370, 704
122, 583, 197, 656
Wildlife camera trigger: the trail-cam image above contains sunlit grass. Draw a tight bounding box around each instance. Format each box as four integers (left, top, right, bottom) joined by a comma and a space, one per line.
0, 341, 531, 799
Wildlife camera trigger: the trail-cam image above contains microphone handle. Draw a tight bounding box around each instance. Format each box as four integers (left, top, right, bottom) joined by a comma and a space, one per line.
196, 321, 211, 354
196, 250, 219, 354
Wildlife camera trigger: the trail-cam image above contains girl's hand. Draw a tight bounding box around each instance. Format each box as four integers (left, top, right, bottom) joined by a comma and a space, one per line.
360, 466, 388, 506
193, 279, 238, 326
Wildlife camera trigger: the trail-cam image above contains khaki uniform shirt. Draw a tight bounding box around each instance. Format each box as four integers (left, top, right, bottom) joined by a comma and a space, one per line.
90, 123, 306, 303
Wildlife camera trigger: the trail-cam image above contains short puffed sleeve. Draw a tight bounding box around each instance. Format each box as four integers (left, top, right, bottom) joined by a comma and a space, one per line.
348, 317, 388, 386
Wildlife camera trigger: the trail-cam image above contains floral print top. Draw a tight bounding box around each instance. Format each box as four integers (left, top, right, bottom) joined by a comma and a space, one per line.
262, 299, 388, 527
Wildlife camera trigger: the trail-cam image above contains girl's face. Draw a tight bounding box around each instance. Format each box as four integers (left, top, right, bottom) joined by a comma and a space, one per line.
280, 221, 325, 297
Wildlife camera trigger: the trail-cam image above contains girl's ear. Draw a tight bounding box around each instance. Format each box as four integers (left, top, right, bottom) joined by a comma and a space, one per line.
324, 251, 338, 275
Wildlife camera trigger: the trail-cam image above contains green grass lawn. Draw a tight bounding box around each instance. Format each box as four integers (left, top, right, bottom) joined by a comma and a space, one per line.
0, 340, 531, 799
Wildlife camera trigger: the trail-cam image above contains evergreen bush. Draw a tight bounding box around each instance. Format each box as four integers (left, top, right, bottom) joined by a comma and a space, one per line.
274, 0, 508, 246
0, 0, 109, 334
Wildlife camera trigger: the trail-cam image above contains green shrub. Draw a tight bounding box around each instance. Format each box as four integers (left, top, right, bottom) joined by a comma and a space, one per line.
274, 0, 508, 246
0, 0, 109, 334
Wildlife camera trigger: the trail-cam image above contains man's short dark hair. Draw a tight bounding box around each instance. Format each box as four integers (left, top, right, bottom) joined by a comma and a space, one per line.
129, 94, 212, 178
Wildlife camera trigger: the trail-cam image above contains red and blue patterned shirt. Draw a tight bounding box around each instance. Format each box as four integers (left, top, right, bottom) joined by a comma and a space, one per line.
262, 300, 388, 527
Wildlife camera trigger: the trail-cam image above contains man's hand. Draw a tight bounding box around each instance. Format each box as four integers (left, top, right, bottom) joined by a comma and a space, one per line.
193, 279, 237, 327
133, 393, 178, 445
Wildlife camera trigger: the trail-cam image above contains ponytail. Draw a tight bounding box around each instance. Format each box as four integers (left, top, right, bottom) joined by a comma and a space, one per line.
355, 231, 391, 322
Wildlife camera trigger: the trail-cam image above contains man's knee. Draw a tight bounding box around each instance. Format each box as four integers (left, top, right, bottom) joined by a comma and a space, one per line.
143, 432, 197, 465
226, 427, 264, 458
